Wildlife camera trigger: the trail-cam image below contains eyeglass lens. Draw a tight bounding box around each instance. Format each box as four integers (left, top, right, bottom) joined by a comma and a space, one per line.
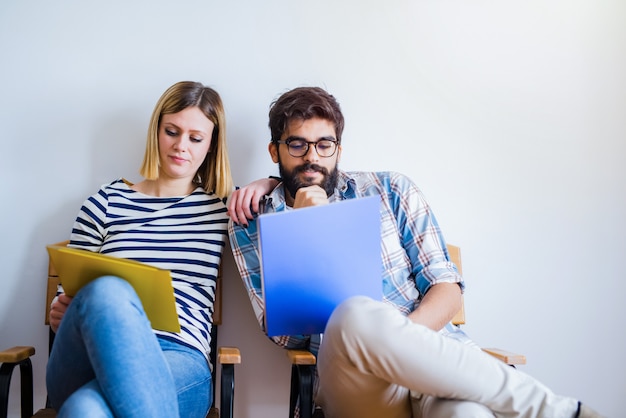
288, 139, 337, 157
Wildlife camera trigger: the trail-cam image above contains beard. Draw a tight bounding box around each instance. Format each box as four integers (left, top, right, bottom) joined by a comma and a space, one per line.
278, 160, 340, 200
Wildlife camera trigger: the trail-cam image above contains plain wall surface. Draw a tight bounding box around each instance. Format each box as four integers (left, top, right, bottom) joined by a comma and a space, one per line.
1, 1, 624, 416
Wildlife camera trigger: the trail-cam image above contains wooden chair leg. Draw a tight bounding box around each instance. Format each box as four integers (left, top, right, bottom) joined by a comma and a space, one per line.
0, 357, 34, 418
220, 363, 234, 418
290, 364, 314, 418
289, 365, 298, 418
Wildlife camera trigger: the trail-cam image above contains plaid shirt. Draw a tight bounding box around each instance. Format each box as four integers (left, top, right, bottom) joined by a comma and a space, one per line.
228, 170, 475, 354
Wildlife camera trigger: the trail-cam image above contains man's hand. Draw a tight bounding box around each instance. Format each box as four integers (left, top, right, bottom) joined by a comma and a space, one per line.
293, 185, 329, 209
49, 293, 73, 333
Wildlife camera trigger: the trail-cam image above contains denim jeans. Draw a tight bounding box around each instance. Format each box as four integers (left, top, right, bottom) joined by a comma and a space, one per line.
46, 276, 212, 418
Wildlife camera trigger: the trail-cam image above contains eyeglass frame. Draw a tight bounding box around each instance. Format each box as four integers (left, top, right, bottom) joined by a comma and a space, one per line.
274, 136, 339, 158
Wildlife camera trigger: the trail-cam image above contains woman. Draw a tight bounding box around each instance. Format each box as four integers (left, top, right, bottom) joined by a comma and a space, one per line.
47, 81, 237, 417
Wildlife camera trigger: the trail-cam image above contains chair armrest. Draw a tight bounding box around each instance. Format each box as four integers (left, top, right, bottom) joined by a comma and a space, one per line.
287, 349, 317, 365
218, 347, 241, 364
0, 346, 35, 363
482, 347, 526, 365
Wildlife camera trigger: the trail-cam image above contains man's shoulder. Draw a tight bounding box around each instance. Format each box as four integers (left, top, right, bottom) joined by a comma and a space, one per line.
344, 170, 411, 180
343, 170, 415, 191
263, 187, 288, 213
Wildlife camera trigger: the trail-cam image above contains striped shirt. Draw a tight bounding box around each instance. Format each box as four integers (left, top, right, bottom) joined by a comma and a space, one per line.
229, 170, 475, 355
68, 178, 229, 362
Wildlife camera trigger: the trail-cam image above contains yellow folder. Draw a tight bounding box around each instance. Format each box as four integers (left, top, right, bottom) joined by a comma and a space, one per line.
46, 245, 180, 333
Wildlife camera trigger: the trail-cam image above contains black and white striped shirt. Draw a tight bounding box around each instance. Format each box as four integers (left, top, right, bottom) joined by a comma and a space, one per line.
68, 178, 229, 362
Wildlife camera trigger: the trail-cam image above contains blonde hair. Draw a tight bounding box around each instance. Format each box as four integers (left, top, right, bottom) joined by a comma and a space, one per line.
139, 81, 233, 199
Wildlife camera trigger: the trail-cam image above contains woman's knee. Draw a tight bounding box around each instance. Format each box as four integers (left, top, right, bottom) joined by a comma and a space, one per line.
77, 276, 138, 306
72, 276, 144, 322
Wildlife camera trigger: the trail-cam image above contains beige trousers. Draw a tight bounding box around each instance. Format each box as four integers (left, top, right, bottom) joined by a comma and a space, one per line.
315, 296, 578, 418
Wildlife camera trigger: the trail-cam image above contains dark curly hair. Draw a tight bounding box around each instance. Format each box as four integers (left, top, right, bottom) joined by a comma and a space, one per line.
268, 87, 345, 144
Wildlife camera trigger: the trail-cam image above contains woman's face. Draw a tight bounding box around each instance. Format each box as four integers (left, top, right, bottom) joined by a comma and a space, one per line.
158, 106, 214, 183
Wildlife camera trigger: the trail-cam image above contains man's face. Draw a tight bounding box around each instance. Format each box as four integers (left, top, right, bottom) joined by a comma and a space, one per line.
269, 117, 342, 201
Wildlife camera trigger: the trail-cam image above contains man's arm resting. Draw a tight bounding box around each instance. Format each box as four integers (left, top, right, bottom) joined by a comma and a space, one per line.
407, 282, 462, 331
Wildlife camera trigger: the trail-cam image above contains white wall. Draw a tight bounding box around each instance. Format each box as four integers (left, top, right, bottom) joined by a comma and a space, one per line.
1, 1, 624, 416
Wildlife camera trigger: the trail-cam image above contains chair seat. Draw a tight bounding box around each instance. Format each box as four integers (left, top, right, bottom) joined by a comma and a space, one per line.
32, 409, 56, 418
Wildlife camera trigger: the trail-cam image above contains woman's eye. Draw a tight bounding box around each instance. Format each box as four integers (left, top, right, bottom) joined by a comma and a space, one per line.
190, 137, 202, 143
165, 129, 177, 137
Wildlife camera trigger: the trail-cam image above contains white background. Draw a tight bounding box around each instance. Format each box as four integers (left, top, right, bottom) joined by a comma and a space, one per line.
1, 1, 624, 417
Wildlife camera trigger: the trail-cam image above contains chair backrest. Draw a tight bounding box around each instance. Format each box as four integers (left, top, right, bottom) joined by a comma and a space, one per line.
447, 244, 466, 326
45, 241, 67, 327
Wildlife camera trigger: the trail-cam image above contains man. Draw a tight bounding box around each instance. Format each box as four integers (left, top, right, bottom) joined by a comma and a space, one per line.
227, 86, 602, 418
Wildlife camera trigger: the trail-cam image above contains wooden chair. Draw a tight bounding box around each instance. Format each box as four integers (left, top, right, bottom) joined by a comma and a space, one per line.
0, 348, 35, 418
287, 244, 526, 418
0, 241, 240, 418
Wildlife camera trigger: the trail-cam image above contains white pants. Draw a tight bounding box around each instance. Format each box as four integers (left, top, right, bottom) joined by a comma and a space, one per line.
315, 296, 578, 418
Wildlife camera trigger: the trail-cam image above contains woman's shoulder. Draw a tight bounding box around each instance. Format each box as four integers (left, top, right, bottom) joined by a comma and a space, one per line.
96, 178, 131, 193
82, 178, 132, 205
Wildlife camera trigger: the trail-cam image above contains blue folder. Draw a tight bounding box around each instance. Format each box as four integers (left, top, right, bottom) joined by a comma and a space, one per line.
258, 195, 382, 337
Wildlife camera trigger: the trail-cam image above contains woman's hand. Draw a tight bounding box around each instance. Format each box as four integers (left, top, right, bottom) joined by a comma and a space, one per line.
49, 293, 73, 333
228, 177, 279, 226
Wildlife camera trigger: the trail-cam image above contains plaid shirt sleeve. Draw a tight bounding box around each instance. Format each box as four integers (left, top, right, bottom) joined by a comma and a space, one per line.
386, 172, 464, 295
345, 172, 464, 313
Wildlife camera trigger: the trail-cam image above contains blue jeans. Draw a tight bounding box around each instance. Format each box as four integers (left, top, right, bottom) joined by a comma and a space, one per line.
46, 276, 212, 418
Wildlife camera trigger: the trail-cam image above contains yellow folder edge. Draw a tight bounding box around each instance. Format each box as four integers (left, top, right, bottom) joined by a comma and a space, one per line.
46, 245, 181, 333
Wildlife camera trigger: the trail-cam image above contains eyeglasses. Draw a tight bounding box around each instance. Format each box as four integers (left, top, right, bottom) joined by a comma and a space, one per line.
275, 138, 338, 158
